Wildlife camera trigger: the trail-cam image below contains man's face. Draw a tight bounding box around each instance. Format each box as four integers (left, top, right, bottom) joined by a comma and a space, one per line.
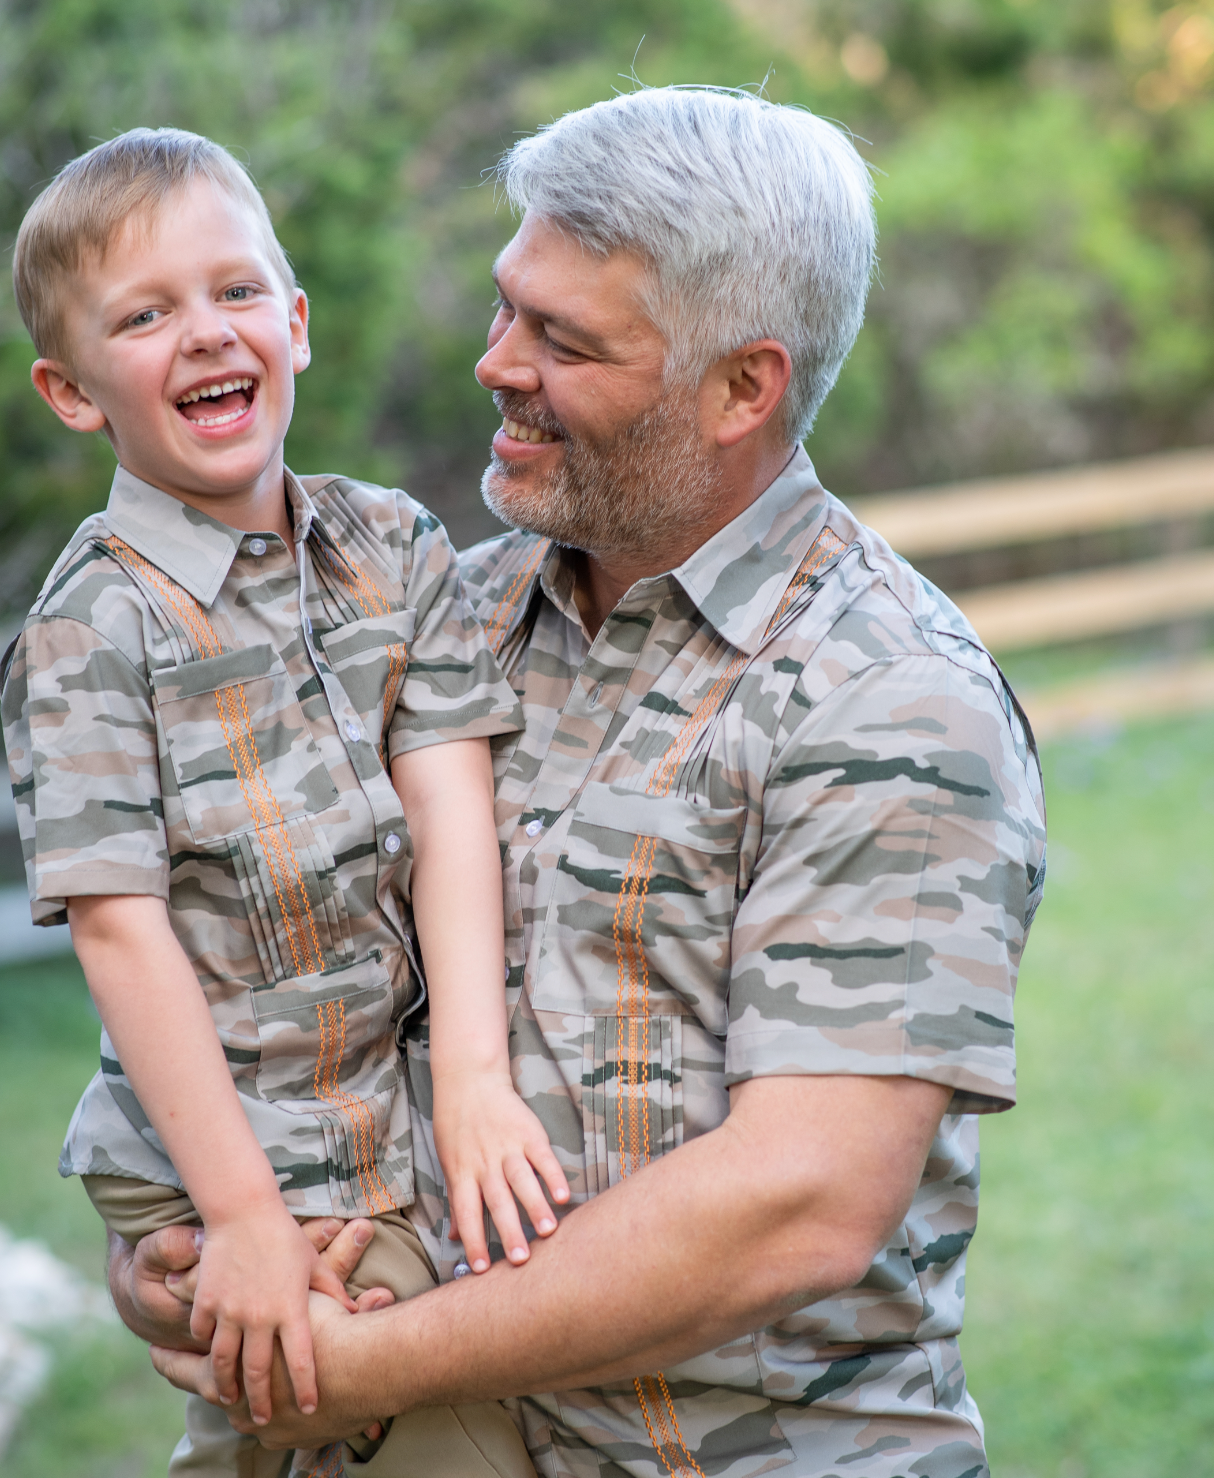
476, 213, 721, 558
49, 177, 309, 507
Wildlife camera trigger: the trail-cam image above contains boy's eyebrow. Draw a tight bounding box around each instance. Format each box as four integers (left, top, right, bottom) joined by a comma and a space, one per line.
491, 268, 608, 353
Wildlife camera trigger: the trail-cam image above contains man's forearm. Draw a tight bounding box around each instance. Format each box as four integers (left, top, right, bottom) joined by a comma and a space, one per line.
288, 1076, 951, 1433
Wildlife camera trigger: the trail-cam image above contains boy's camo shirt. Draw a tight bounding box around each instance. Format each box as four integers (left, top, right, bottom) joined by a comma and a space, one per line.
404, 447, 1047, 1478
1, 466, 521, 1220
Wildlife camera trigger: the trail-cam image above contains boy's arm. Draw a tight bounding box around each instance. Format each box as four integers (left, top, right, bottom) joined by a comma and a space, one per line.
68, 895, 352, 1422
390, 739, 569, 1271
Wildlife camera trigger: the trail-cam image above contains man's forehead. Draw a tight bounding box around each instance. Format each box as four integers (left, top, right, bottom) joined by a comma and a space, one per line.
493, 218, 653, 341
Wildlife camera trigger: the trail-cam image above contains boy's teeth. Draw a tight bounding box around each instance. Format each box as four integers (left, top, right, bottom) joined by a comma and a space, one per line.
177, 376, 254, 405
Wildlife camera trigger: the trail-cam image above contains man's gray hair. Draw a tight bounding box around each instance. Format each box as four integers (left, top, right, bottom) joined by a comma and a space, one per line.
495, 86, 877, 441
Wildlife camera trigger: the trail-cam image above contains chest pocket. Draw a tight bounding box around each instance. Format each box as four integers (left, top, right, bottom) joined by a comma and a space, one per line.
534, 783, 746, 1030
318, 609, 415, 753
153, 644, 339, 846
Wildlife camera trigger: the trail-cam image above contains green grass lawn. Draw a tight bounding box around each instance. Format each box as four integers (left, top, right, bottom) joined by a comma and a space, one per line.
1, 710, 1211, 1475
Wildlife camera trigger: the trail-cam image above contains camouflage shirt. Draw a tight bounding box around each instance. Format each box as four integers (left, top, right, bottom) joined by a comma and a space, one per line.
1, 466, 522, 1220
405, 447, 1046, 1478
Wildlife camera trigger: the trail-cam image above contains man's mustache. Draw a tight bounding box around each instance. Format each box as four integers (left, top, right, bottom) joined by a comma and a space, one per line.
492, 390, 568, 441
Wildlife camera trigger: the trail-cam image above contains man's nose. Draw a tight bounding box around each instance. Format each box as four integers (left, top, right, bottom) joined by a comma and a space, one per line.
475, 318, 541, 394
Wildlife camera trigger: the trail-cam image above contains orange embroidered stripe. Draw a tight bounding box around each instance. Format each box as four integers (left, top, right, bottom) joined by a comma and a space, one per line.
484, 538, 550, 657
316, 539, 389, 622
380, 642, 407, 760
315, 998, 394, 1214
306, 1440, 346, 1478
103, 537, 223, 658
616, 529, 847, 1471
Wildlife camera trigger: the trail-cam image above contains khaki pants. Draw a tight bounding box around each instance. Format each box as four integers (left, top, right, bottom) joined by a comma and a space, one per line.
84, 1176, 536, 1478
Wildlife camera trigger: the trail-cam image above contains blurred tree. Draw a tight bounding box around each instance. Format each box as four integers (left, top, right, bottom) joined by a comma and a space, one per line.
2, 0, 1213, 623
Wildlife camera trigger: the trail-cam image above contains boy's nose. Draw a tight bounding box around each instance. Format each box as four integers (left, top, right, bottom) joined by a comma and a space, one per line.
180, 302, 239, 355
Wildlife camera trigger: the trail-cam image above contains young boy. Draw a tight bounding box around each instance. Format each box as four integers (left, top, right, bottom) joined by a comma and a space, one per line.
2, 128, 567, 1478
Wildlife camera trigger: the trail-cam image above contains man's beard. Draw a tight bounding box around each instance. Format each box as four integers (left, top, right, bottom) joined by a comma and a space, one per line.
481, 387, 723, 561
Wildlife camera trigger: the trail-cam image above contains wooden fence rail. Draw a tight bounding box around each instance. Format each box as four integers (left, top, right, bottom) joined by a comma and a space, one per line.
849, 447, 1214, 740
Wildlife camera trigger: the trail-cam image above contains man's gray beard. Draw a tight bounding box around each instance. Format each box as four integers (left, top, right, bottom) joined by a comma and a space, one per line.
481, 390, 723, 560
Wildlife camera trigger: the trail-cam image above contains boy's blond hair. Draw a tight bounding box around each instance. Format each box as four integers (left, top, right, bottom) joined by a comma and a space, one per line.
13, 127, 297, 363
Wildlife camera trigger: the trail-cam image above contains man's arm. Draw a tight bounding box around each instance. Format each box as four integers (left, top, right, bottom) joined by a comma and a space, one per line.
151, 1072, 950, 1447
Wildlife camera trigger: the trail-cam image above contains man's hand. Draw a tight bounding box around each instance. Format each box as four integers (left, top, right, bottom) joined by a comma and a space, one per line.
108, 1216, 385, 1348
145, 1075, 953, 1449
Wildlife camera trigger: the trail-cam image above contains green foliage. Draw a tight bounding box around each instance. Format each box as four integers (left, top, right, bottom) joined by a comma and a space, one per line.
3, 0, 1214, 620
963, 711, 1214, 1476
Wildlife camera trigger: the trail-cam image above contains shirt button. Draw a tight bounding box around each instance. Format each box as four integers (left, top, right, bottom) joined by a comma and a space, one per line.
453, 1262, 472, 1279
384, 832, 402, 855
248, 537, 267, 557
345, 721, 361, 742
525, 818, 543, 837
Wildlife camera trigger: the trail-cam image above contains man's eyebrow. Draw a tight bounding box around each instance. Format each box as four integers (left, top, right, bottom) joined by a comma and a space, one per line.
491, 269, 609, 353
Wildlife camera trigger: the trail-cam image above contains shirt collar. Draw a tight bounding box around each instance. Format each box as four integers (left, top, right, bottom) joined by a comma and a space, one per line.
103, 464, 317, 608
668, 445, 833, 654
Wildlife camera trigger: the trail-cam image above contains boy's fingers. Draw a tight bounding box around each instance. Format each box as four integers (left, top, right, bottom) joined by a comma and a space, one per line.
279, 1321, 319, 1416
449, 1183, 489, 1273
208, 1321, 243, 1406
504, 1157, 558, 1237
241, 1327, 276, 1425
483, 1178, 529, 1266
308, 1257, 358, 1313
530, 1143, 571, 1206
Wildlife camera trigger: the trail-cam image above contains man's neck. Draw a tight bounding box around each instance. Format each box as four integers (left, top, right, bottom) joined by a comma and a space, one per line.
573, 439, 797, 638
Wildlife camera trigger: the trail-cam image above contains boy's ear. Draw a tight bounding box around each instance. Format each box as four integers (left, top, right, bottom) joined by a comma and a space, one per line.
289, 289, 311, 376
31, 360, 109, 434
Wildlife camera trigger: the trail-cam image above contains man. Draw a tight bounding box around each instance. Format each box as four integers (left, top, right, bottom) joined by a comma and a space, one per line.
118, 87, 1046, 1477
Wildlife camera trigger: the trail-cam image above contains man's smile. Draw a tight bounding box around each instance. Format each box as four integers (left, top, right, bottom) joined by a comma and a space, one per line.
500, 415, 560, 445
175, 375, 258, 428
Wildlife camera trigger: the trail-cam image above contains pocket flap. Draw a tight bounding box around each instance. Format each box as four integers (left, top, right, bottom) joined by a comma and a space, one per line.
152, 643, 280, 701
571, 783, 745, 853
320, 609, 416, 666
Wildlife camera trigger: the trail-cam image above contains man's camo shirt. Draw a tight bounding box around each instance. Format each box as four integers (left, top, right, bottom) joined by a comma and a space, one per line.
1, 466, 521, 1220
403, 447, 1047, 1478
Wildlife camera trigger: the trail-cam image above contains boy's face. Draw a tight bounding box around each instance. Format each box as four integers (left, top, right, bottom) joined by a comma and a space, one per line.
32, 177, 310, 524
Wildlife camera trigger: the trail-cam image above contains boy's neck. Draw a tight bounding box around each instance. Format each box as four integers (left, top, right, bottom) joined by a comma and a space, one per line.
124, 456, 294, 542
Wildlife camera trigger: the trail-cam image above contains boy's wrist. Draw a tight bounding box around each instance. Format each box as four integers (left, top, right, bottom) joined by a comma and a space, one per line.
191, 1171, 288, 1229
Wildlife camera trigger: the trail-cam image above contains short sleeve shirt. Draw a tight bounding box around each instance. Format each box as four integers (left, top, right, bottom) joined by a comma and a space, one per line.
2, 466, 522, 1218
404, 447, 1046, 1477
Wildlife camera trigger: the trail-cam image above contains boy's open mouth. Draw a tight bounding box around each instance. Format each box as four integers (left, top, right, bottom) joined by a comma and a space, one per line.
175, 377, 257, 428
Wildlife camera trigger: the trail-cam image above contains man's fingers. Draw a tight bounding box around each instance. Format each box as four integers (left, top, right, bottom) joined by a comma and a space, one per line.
150, 1344, 216, 1398
139, 1224, 205, 1275
316, 1218, 375, 1284
279, 1321, 319, 1416
449, 1182, 490, 1273
353, 1287, 395, 1313
300, 1217, 344, 1253
164, 1265, 199, 1305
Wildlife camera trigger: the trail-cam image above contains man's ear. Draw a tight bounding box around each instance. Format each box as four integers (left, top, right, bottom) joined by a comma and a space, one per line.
708, 340, 793, 450
31, 360, 109, 434
289, 289, 311, 375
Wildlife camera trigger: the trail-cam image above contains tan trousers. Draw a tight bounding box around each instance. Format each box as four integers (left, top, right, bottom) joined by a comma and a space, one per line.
84, 1176, 536, 1478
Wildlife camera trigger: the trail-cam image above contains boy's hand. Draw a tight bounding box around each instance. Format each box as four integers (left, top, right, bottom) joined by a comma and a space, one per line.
433, 1070, 570, 1273
190, 1200, 356, 1425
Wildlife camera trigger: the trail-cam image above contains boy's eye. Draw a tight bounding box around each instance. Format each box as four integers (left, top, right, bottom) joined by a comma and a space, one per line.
224, 286, 252, 301
127, 310, 158, 328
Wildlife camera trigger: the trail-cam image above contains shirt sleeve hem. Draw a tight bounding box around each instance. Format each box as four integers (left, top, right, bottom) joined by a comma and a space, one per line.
387, 706, 524, 760
723, 1028, 1016, 1114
